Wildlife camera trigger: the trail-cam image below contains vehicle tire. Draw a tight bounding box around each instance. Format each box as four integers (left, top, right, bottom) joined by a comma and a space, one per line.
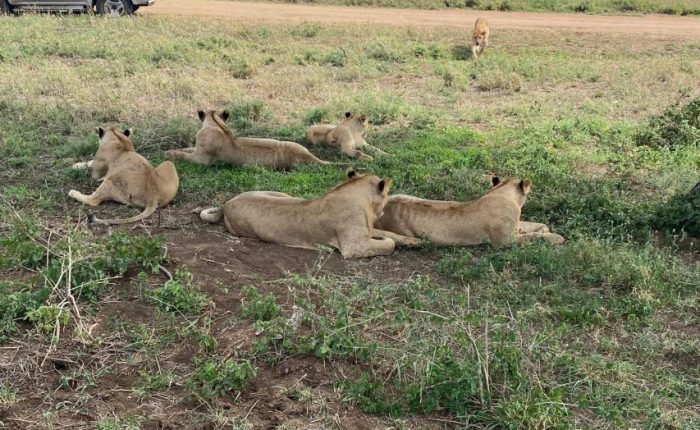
0, 0, 13, 15
96, 0, 134, 16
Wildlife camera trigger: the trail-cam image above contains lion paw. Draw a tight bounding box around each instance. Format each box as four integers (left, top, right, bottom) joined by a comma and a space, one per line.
402, 237, 423, 247
546, 234, 566, 245
359, 154, 374, 162
68, 190, 80, 199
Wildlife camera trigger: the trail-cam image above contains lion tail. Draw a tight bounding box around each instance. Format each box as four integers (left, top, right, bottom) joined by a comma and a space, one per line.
89, 201, 159, 226
200, 207, 224, 223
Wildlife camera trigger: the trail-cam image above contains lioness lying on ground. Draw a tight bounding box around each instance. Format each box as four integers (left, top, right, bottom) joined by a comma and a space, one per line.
306, 112, 388, 161
166, 110, 330, 169
69, 127, 179, 225
199, 170, 420, 258
375, 176, 565, 248
471, 17, 490, 59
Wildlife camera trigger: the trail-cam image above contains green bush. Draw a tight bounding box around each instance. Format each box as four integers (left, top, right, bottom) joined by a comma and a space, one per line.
0, 282, 50, 342
635, 97, 700, 149
187, 357, 256, 401
150, 270, 208, 316
241, 285, 280, 322
224, 99, 272, 131
653, 181, 700, 237
105, 232, 164, 276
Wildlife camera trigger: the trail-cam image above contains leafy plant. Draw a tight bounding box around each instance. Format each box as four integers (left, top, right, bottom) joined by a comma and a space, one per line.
187, 357, 256, 401
635, 97, 700, 149
150, 270, 208, 315
224, 99, 272, 131
25, 304, 70, 334
0, 282, 49, 342
653, 181, 700, 237
241, 285, 280, 322
104, 232, 165, 275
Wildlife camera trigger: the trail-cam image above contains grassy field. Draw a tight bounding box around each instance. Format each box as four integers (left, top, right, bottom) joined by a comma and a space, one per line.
247, 0, 700, 15
0, 13, 699, 429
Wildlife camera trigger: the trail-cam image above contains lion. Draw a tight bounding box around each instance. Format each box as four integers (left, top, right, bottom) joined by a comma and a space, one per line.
306, 112, 388, 161
471, 17, 490, 60
166, 110, 330, 169
69, 127, 179, 225
375, 176, 565, 248
199, 170, 420, 258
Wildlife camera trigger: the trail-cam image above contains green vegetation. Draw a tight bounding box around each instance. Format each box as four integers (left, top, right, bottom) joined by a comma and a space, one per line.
186, 357, 257, 402
150, 269, 209, 315
636, 97, 700, 150
0, 13, 698, 430
251, 0, 700, 15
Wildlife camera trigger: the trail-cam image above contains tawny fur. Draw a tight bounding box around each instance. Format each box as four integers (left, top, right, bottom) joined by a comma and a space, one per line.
200, 170, 420, 258
471, 17, 490, 59
306, 112, 388, 161
375, 176, 565, 248
166, 110, 330, 169
69, 127, 179, 225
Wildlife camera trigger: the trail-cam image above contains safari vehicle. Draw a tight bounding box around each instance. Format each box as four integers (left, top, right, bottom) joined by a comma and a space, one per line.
0, 0, 155, 16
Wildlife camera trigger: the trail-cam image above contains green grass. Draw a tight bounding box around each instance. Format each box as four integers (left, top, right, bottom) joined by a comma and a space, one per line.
246, 0, 700, 15
0, 13, 698, 430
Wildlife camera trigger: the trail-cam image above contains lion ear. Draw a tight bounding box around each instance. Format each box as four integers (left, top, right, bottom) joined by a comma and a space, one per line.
359, 114, 368, 122
123, 128, 131, 137
519, 179, 532, 195
346, 169, 357, 179
378, 178, 392, 193
197, 110, 206, 121
345, 112, 352, 118
96, 127, 105, 139
491, 176, 501, 187
221, 110, 230, 121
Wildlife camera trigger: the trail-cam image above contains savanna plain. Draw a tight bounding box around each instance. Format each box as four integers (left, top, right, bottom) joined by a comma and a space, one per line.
0, 5, 699, 430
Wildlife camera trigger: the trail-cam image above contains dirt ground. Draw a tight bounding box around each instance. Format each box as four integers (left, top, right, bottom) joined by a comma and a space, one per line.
0, 210, 449, 429
142, 0, 700, 37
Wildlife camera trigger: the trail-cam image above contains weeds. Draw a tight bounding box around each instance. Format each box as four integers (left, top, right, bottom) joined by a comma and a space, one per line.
187, 357, 257, 402
635, 97, 700, 149
241, 285, 280, 322
150, 269, 209, 316
653, 181, 700, 237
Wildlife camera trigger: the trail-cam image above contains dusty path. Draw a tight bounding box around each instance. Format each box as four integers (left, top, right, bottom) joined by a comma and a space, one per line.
142, 0, 700, 37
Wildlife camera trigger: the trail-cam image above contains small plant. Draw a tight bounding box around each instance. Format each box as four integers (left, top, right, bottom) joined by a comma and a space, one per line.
477, 70, 523, 92
225, 99, 272, 130
635, 97, 700, 149
94, 415, 144, 430
0, 383, 18, 405
413, 43, 445, 59
0, 216, 45, 269
133, 371, 177, 399
291, 22, 321, 38
653, 181, 700, 237
303, 106, 333, 126
241, 285, 280, 322
229, 60, 255, 79
150, 270, 208, 316
323, 49, 348, 67
187, 357, 256, 401
0, 282, 49, 342
25, 304, 70, 334
105, 232, 165, 276
366, 43, 401, 62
